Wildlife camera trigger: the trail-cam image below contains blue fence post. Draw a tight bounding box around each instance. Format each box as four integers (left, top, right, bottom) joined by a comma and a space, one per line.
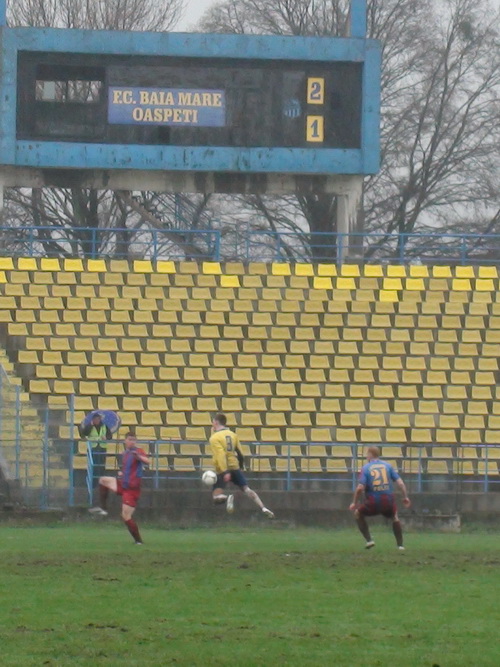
460, 235, 467, 265
29, 227, 35, 256
286, 443, 292, 491
213, 230, 221, 261
337, 233, 345, 267
399, 233, 406, 264
86, 441, 94, 505
91, 228, 97, 259
152, 229, 158, 262
154, 441, 159, 490
68, 394, 75, 507
41, 406, 50, 509
484, 445, 489, 493
352, 442, 357, 491
418, 446, 423, 493
15, 385, 21, 480
245, 233, 251, 262
275, 233, 282, 262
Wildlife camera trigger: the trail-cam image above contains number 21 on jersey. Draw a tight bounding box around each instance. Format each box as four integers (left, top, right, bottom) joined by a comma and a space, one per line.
370, 464, 389, 490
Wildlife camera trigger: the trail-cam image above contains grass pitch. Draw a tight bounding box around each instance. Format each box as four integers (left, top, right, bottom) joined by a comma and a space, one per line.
0, 524, 498, 666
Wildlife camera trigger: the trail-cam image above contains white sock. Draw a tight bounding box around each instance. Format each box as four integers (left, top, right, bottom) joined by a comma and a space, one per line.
244, 487, 264, 510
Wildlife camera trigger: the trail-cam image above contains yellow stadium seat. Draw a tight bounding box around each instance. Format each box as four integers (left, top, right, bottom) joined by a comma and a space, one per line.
152, 260, 175, 275
313, 277, 333, 290
0, 257, 14, 270
316, 263, 336, 276
427, 460, 449, 474
298, 457, 321, 473
202, 261, 221, 275
39, 258, 60, 272
295, 264, 314, 277
275, 458, 297, 472
260, 428, 281, 441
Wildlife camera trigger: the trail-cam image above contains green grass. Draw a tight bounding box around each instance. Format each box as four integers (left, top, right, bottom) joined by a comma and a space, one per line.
0, 524, 498, 666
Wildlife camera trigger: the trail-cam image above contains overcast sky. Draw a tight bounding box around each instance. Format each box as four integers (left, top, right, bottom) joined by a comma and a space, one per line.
178, 0, 500, 30
178, 0, 216, 30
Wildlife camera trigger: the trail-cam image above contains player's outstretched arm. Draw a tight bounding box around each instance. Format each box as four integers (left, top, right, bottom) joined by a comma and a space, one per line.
349, 483, 365, 511
236, 447, 245, 470
396, 478, 411, 507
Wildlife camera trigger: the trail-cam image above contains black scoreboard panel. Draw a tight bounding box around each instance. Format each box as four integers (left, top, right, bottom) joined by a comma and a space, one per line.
17, 52, 362, 149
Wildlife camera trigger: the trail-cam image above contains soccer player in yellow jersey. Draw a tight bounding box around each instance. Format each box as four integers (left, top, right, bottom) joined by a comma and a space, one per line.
209, 413, 274, 518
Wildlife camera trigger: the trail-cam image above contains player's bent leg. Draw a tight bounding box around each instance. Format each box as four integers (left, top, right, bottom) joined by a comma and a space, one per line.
242, 486, 274, 518
100, 477, 118, 492
122, 503, 143, 545
212, 487, 228, 505
88, 476, 117, 515
354, 509, 374, 548
392, 516, 404, 549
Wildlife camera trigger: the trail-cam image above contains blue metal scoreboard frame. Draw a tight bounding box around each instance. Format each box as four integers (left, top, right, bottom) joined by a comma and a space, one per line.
0, 0, 380, 176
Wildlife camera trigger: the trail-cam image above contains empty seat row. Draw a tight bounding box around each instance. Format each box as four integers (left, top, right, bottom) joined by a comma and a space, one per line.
18, 348, 498, 371
27, 363, 499, 391
7, 320, 500, 348
1, 257, 498, 277
71, 453, 500, 475
19, 332, 500, 360
57, 417, 500, 443
6, 278, 500, 312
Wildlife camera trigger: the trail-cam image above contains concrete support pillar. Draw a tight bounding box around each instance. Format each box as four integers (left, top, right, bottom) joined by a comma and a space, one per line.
336, 176, 364, 264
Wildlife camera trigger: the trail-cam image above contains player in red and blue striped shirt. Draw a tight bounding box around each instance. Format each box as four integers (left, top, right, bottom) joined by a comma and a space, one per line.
89, 432, 149, 545
349, 446, 411, 550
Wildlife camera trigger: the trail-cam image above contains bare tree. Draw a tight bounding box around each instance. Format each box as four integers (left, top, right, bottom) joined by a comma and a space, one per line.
9, 0, 184, 31
200, 0, 500, 263
200, 0, 351, 36
365, 0, 500, 261
3, 0, 192, 259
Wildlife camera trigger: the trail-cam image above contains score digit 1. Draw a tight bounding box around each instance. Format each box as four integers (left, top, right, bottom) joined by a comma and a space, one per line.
306, 116, 324, 143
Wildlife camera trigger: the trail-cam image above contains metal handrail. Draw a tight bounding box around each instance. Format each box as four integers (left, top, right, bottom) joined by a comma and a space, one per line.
75, 439, 500, 494
2, 226, 500, 265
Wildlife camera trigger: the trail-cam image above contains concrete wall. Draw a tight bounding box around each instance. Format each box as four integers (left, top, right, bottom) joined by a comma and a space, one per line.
70, 488, 500, 528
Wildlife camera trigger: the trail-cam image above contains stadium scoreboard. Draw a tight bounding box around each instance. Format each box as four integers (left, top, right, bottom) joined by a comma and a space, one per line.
0, 0, 380, 190
17, 53, 362, 150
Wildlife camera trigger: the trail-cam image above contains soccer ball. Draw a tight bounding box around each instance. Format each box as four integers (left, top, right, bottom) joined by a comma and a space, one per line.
202, 470, 217, 486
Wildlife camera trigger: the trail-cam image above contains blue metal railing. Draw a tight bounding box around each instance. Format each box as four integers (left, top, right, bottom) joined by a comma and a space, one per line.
2, 226, 500, 265
76, 440, 500, 496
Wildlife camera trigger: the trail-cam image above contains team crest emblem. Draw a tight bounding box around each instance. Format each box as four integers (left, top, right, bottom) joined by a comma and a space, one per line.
283, 98, 302, 118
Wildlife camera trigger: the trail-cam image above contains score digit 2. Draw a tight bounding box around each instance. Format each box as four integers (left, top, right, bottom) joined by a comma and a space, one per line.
306, 116, 324, 143
307, 78, 325, 105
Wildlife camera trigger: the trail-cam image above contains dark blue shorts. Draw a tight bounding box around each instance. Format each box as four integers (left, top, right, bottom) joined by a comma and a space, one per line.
215, 469, 248, 489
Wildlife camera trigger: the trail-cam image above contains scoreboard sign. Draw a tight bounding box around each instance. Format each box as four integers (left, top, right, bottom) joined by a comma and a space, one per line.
16, 53, 363, 150
108, 88, 226, 127
2, 20, 381, 178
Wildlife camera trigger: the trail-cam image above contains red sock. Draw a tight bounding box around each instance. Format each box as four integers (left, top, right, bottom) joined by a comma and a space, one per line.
124, 519, 142, 543
99, 484, 109, 510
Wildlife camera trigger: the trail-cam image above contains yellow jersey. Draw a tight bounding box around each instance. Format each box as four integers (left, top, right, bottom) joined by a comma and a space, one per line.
209, 428, 241, 474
